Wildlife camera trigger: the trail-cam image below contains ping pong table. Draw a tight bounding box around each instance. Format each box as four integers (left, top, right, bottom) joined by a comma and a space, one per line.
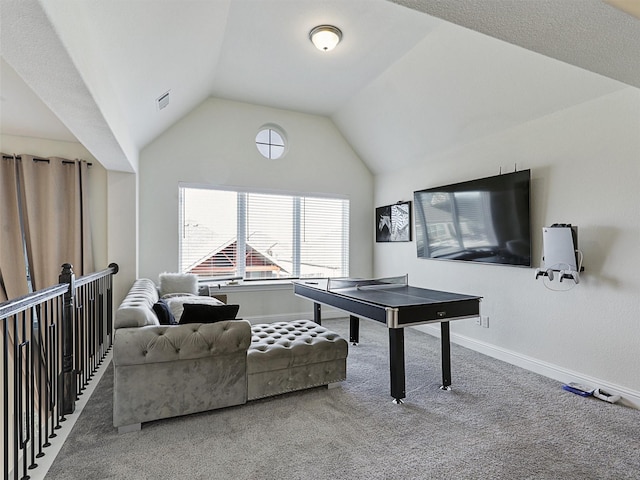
293, 275, 481, 403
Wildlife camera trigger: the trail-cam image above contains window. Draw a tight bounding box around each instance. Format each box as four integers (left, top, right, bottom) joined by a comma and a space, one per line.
255, 125, 287, 159
179, 186, 349, 280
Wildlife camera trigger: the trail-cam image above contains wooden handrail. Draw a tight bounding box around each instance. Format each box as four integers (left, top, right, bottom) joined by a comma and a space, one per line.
0, 285, 67, 319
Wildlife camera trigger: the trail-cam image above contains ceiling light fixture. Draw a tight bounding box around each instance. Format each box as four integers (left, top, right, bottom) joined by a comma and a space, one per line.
309, 25, 342, 52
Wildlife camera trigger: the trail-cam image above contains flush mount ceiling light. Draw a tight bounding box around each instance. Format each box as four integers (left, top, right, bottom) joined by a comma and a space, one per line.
309, 25, 342, 52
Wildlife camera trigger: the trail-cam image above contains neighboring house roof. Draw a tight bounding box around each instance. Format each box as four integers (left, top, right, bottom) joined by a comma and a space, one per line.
183, 225, 290, 276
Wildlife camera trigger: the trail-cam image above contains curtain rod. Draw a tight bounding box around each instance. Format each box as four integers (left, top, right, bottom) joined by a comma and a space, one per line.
1, 154, 92, 166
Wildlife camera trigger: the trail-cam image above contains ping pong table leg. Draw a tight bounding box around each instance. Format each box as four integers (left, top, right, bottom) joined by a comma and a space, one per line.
313, 302, 321, 325
389, 328, 406, 403
440, 321, 452, 390
349, 315, 359, 345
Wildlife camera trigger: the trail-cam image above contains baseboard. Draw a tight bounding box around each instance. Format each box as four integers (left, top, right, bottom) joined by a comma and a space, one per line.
413, 324, 640, 410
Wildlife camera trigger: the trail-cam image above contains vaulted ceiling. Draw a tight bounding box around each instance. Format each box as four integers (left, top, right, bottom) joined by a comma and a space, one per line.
1, 0, 638, 174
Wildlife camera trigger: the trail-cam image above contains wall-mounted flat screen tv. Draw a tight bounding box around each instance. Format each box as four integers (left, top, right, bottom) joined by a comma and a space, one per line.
413, 170, 531, 267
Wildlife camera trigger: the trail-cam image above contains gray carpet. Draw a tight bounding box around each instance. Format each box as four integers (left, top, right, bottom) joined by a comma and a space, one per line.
45, 318, 639, 480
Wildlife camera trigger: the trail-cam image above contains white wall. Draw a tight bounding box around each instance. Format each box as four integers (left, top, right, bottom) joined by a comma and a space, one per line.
373, 88, 640, 405
106, 171, 138, 306
138, 97, 373, 318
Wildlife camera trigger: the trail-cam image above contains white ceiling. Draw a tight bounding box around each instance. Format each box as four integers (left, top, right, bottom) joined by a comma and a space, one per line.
1, 0, 638, 174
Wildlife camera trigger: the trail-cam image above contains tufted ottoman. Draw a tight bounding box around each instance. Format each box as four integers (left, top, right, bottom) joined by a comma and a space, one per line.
247, 320, 348, 400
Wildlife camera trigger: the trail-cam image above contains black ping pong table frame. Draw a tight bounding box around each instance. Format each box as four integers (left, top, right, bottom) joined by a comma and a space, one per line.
293, 281, 481, 403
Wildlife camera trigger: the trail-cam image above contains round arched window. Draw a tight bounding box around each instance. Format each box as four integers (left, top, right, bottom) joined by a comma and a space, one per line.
255, 125, 287, 159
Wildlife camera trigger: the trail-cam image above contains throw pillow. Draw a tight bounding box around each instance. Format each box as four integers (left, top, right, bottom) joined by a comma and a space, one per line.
161, 292, 195, 300
165, 295, 225, 319
152, 299, 177, 325
179, 303, 240, 324
158, 273, 199, 296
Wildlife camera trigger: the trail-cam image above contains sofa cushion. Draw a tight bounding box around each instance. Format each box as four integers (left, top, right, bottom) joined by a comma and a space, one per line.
165, 295, 225, 320
152, 299, 177, 325
113, 320, 252, 366
158, 273, 199, 297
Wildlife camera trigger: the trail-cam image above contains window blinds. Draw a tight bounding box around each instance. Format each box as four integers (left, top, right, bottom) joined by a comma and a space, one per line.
180, 186, 349, 280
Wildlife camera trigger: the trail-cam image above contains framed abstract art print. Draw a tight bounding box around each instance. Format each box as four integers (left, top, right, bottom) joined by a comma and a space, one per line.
375, 201, 412, 242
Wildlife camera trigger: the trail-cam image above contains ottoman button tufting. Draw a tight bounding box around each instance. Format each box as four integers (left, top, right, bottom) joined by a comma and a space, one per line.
247, 319, 348, 401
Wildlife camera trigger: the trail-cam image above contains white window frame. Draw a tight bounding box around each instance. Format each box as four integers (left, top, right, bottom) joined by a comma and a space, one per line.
179, 184, 349, 281
255, 124, 287, 160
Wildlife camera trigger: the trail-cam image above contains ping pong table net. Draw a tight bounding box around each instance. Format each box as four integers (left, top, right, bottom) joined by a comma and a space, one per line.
327, 274, 408, 291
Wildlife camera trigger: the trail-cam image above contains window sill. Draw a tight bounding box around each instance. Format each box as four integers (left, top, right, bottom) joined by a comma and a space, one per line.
205, 280, 295, 293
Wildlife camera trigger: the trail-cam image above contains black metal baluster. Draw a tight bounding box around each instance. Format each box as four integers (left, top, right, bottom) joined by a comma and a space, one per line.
18, 311, 31, 478
27, 307, 37, 472
97, 277, 105, 364
13, 314, 19, 480
88, 283, 95, 380
14, 316, 19, 480
77, 289, 84, 394
43, 319, 54, 447
3, 316, 10, 479
35, 304, 45, 461
53, 297, 61, 432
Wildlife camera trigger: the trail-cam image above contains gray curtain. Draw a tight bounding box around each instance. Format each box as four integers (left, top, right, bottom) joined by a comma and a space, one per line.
20, 155, 94, 290
1, 154, 29, 448
0, 154, 29, 301
1, 153, 94, 418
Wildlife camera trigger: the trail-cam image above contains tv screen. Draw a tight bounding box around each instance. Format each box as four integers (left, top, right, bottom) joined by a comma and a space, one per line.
413, 170, 531, 267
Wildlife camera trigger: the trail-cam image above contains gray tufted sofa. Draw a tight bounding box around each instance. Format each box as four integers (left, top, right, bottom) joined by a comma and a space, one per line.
113, 278, 348, 433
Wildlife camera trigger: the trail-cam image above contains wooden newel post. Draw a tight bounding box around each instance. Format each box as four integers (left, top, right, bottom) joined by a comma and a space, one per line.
59, 263, 76, 415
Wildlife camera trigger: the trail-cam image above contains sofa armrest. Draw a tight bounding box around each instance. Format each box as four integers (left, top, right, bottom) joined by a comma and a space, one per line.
115, 278, 160, 329
113, 320, 252, 366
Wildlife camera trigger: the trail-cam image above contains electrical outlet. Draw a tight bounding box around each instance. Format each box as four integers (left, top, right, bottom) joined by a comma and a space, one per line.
481, 315, 489, 328
475, 317, 481, 326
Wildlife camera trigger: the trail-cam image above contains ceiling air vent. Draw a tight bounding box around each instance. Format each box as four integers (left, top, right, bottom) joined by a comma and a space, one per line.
156, 91, 170, 110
